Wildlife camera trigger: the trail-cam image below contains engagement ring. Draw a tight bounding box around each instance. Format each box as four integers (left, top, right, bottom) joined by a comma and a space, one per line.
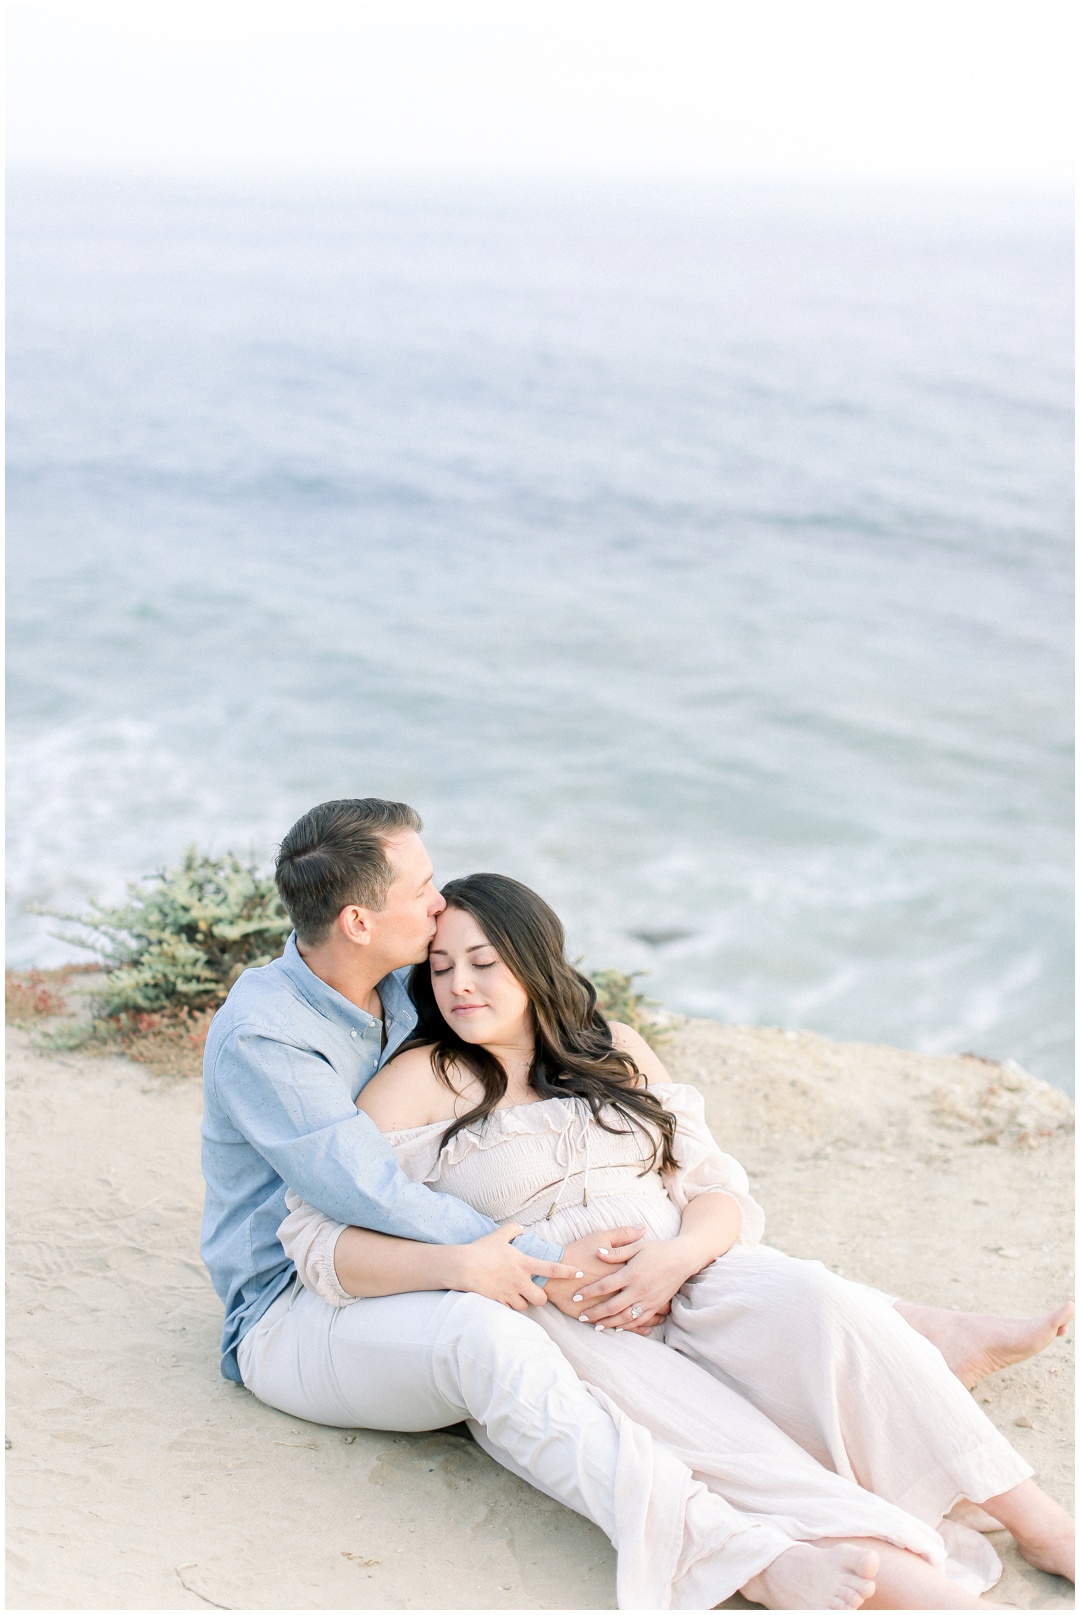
629, 1304, 644, 1319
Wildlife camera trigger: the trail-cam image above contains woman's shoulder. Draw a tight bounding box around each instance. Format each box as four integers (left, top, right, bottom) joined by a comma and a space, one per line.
356, 1042, 455, 1131
606, 1020, 672, 1085
378, 1042, 441, 1082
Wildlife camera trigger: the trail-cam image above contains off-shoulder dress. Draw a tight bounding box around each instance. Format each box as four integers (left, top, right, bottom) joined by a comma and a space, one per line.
279, 1081, 1032, 1598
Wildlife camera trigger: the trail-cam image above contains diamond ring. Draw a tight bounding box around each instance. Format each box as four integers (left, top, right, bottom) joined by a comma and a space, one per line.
629, 1304, 644, 1319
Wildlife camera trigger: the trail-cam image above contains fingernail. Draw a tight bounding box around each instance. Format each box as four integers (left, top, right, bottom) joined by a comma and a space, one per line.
575, 1270, 585, 1278
572, 1294, 583, 1303
615, 1327, 624, 1332
597, 1248, 609, 1255
594, 1323, 605, 1331
579, 1314, 589, 1322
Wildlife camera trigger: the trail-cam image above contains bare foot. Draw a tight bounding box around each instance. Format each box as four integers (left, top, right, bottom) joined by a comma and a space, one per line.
894, 1300, 1074, 1389
741, 1543, 878, 1610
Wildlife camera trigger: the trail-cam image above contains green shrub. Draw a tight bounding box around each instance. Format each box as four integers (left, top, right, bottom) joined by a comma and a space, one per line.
46, 848, 663, 1054
588, 967, 658, 1040
51, 847, 291, 1017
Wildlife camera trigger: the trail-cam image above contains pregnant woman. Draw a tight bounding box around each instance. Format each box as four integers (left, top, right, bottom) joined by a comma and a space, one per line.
280, 873, 1073, 1609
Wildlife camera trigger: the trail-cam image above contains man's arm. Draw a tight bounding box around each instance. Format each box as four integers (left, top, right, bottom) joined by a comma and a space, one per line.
211, 1024, 562, 1266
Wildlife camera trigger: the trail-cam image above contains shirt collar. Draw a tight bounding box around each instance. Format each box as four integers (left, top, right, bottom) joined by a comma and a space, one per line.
278, 931, 417, 1038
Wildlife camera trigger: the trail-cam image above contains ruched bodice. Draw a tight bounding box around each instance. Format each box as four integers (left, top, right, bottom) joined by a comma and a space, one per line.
383, 1081, 763, 1251
386, 1094, 678, 1245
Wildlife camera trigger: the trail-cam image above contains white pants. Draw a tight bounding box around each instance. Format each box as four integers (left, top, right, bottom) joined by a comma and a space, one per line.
237, 1277, 956, 1608
237, 1277, 791, 1609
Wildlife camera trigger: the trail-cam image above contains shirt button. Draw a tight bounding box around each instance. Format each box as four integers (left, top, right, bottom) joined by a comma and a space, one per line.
350, 1030, 357, 1039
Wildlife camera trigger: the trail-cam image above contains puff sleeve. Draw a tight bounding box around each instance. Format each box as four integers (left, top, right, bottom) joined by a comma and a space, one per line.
277, 1189, 357, 1308
652, 1082, 765, 1247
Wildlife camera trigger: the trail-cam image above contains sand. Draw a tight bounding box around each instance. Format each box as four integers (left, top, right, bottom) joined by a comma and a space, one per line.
6, 1019, 1073, 1611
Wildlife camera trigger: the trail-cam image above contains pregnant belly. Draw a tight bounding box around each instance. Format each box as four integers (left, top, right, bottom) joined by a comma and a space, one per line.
530, 1190, 683, 1248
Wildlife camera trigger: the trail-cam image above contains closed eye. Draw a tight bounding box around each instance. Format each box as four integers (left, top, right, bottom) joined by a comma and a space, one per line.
431, 960, 497, 977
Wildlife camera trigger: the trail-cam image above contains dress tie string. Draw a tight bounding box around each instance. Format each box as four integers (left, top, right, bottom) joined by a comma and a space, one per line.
546, 1099, 593, 1221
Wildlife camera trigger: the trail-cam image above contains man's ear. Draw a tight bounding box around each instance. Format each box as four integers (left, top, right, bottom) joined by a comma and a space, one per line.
337, 906, 373, 947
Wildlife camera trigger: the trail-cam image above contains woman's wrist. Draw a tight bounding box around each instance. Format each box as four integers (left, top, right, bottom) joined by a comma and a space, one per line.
669, 1226, 731, 1275
438, 1243, 471, 1292
660, 1233, 711, 1284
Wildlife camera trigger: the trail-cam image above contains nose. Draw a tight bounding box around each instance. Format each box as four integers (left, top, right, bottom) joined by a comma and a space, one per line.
430, 887, 447, 916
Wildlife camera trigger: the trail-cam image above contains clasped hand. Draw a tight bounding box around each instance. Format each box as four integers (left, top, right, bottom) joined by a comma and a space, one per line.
449, 1223, 699, 1333
545, 1227, 699, 1333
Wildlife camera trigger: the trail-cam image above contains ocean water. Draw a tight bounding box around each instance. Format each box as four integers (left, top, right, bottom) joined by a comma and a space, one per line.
7, 172, 1073, 1091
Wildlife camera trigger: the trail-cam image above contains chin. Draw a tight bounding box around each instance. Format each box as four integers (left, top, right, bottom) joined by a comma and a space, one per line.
448, 1021, 486, 1044
445, 1013, 498, 1045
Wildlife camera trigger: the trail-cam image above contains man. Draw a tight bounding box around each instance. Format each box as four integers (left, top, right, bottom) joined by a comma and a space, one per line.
201, 796, 1070, 1606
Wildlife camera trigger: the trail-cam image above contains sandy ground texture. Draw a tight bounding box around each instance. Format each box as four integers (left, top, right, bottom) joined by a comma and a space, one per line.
6, 1019, 1074, 1611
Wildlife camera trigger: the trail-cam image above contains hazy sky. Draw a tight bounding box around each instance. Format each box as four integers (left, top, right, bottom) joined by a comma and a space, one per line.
7, 0, 1074, 182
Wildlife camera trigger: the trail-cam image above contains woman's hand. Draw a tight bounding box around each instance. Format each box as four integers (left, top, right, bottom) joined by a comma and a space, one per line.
568, 1236, 703, 1330
445, 1224, 587, 1312
544, 1226, 648, 1317
570, 1195, 745, 1330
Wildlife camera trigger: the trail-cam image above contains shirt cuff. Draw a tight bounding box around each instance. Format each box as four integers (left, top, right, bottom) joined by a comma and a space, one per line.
513, 1228, 564, 1272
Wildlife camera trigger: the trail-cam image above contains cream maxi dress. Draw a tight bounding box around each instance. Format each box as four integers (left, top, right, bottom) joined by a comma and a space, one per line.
279, 1081, 1032, 1602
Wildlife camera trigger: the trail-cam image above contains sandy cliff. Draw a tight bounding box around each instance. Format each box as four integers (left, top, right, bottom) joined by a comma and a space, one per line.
6, 1021, 1073, 1610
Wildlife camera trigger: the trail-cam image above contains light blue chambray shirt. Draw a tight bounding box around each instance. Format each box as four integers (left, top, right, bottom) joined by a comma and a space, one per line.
201, 934, 563, 1382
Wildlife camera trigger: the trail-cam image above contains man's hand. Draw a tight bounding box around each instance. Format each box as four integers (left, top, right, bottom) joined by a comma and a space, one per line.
444, 1224, 586, 1312
545, 1226, 650, 1323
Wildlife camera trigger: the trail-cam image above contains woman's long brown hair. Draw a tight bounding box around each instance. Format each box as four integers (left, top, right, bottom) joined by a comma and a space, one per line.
405, 872, 678, 1172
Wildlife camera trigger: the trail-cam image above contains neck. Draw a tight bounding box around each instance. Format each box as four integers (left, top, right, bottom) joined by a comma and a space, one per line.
480, 1030, 536, 1091
296, 935, 389, 1017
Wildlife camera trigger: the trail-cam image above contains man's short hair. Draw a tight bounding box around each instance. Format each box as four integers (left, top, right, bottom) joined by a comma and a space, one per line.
275, 798, 423, 944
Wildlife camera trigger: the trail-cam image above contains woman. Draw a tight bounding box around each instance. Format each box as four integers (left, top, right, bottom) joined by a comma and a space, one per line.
280, 873, 1073, 1610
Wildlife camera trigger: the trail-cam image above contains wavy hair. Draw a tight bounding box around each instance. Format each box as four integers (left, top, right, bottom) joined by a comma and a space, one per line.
405, 872, 677, 1172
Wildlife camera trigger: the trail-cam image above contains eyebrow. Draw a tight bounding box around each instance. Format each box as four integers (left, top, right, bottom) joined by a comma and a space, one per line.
429, 943, 495, 957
